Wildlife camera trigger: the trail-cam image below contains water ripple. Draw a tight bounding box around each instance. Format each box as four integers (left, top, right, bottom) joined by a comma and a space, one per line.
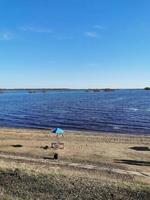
0, 90, 150, 134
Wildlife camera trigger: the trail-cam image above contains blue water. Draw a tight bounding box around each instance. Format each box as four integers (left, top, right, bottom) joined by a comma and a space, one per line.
0, 90, 150, 134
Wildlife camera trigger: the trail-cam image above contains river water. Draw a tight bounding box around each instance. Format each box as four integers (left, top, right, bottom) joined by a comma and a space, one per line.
0, 89, 150, 134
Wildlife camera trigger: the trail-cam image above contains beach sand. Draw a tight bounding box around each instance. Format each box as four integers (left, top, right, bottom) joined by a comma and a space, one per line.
0, 127, 149, 199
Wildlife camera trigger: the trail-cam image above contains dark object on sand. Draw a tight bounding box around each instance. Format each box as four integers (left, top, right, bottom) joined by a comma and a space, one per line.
43, 156, 53, 160
115, 159, 150, 166
130, 146, 150, 151
43, 146, 49, 149
54, 153, 58, 160
40, 145, 49, 150
11, 144, 23, 148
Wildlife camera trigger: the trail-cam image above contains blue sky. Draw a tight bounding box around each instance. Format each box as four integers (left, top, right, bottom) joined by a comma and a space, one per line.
0, 0, 150, 88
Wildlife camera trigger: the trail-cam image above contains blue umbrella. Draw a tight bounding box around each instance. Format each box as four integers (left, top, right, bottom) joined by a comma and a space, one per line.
52, 128, 64, 135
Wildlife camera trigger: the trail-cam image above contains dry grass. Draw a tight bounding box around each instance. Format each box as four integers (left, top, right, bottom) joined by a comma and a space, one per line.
0, 160, 149, 200
0, 168, 149, 200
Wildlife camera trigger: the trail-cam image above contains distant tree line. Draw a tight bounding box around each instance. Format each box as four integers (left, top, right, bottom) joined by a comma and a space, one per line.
0, 88, 117, 94
144, 87, 150, 90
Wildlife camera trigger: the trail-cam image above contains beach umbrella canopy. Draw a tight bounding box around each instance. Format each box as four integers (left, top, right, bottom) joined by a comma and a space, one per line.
52, 128, 64, 134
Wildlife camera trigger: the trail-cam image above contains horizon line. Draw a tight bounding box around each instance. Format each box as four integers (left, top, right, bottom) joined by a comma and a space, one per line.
0, 87, 148, 90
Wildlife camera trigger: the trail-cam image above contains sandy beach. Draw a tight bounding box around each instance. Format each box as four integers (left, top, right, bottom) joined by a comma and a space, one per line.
0, 127, 149, 199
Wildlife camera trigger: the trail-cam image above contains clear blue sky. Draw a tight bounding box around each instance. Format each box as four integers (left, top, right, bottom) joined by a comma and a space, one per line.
0, 0, 150, 88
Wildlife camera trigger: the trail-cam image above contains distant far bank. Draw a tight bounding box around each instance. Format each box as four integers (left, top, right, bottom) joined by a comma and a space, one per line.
144, 87, 150, 90
0, 88, 116, 93
0, 87, 149, 93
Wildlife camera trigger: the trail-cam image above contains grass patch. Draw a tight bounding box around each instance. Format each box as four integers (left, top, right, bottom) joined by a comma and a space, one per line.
0, 169, 149, 200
